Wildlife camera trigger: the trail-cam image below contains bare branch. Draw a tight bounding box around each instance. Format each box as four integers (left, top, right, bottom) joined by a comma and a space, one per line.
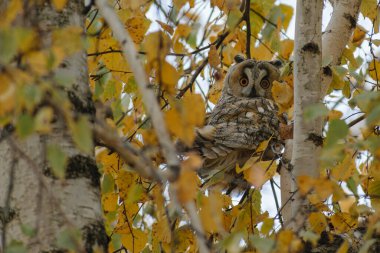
96, 0, 180, 180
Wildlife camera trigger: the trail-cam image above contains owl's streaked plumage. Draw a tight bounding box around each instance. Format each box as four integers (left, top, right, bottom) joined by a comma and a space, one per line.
194, 57, 281, 180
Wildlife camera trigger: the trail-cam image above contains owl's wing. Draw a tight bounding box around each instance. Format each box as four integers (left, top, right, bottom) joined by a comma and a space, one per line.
194, 97, 279, 178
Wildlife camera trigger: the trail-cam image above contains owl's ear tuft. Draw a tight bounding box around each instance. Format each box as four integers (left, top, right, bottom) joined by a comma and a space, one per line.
271, 60, 283, 68
234, 55, 245, 63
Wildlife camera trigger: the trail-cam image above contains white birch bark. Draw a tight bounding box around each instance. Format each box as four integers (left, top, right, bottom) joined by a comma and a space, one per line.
284, 0, 362, 230
321, 0, 362, 97
290, 0, 323, 230
0, 1, 106, 252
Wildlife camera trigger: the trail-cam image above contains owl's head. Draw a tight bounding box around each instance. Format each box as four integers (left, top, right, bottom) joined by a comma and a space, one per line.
222, 55, 282, 99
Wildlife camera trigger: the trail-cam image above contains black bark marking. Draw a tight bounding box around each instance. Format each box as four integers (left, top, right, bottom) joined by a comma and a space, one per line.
323, 66, 332, 77
0, 206, 16, 224
66, 155, 101, 187
301, 42, 320, 54
343, 13, 356, 29
67, 90, 96, 116
306, 133, 323, 147
43, 155, 100, 187
82, 221, 109, 253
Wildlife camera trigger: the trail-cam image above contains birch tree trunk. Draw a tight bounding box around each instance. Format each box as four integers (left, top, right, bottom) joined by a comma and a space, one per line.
290, 0, 323, 230
283, 0, 362, 230
0, 1, 107, 252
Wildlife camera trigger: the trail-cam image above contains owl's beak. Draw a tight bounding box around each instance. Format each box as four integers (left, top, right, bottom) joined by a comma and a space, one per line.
248, 68, 268, 98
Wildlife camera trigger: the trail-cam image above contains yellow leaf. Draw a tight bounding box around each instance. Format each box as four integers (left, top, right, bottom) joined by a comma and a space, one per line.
52, 0, 68, 11
199, 191, 224, 233
35, 107, 54, 133
53, 26, 83, 55
173, 24, 192, 41
152, 219, 171, 246
24, 50, 49, 76
280, 39, 294, 60
173, 169, 199, 203
361, 0, 378, 20
261, 218, 274, 235
369, 59, 380, 80
116, 170, 136, 199
255, 140, 270, 153
102, 192, 118, 212
0, 0, 22, 28
351, 25, 367, 46
243, 160, 276, 188
271, 80, 293, 113
0, 74, 15, 116
174, 226, 197, 252
208, 45, 220, 68
208, 70, 224, 104
165, 94, 205, 146
121, 229, 148, 252
251, 44, 273, 60
96, 149, 121, 174
338, 197, 356, 213
156, 20, 174, 35
159, 61, 180, 95
331, 212, 357, 233
144, 31, 171, 64
331, 152, 355, 181
126, 15, 151, 44
337, 240, 349, 253
328, 110, 343, 121
314, 178, 334, 200
297, 175, 315, 196
308, 212, 327, 234
182, 153, 203, 171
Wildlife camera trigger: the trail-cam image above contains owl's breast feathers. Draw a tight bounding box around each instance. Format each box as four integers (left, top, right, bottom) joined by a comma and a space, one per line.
194, 95, 280, 178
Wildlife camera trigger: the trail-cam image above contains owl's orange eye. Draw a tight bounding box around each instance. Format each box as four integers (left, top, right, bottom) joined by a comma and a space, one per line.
260, 79, 270, 89
239, 77, 248, 87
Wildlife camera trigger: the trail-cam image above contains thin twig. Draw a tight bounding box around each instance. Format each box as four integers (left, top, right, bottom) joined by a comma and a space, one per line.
244, 0, 251, 58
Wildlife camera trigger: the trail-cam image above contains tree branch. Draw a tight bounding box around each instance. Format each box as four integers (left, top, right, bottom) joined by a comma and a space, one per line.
243, 0, 251, 58
321, 0, 362, 97
96, 0, 180, 181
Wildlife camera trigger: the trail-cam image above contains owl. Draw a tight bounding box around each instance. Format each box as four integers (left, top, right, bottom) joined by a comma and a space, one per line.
193, 56, 282, 184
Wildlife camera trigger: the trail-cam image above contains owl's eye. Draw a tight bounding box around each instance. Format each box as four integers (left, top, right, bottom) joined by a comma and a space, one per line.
239, 77, 249, 87
260, 79, 270, 89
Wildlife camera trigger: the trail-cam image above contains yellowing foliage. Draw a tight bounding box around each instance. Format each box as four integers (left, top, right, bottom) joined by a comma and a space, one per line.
4, 0, 380, 252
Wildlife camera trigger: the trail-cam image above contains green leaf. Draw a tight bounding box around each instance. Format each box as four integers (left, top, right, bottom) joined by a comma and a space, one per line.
346, 177, 358, 197
47, 144, 67, 178
303, 103, 329, 121
124, 76, 137, 94
368, 180, 380, 196
21, 224, 37, 237
325, 120, 348, 148
5, 240, 27, 253
102, 174, 115, 193
16, 114, 35, 138
366, 104, 380, 125
226, 10, 242, 29
70, 116, 93, 154
56, 228, 81, 251
0, 28, 31, 64
251, 235, 275, 253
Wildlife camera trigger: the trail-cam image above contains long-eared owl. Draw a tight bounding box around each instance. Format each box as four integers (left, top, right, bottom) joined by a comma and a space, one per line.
193, 56, 282, 183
